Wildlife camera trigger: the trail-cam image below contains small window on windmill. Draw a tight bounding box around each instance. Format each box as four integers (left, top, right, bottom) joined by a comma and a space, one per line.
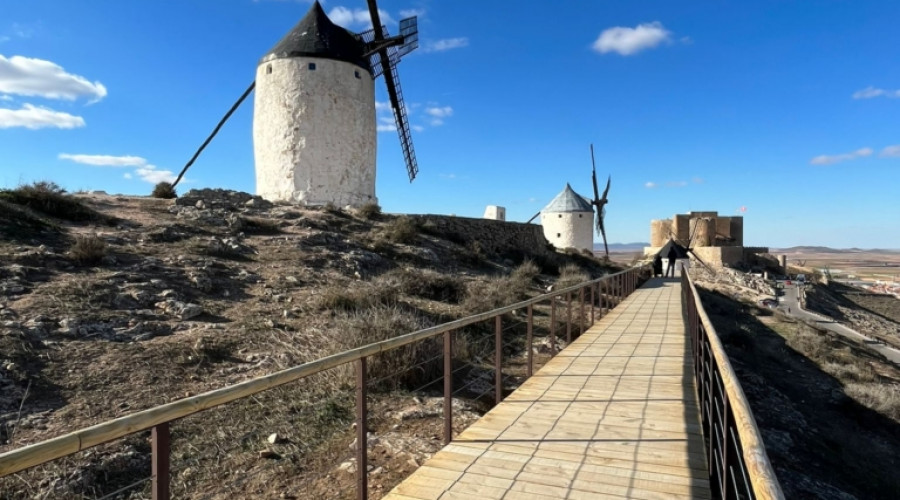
579, 214, 582, 218
354, 70, 361, 79
557, 233, 561, 238
558, 214, 562, 218
266, 64, 272, 75
308, 63, 316, 70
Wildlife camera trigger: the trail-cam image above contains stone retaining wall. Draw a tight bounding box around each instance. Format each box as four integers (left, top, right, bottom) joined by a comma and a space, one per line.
409, 214, 550, 257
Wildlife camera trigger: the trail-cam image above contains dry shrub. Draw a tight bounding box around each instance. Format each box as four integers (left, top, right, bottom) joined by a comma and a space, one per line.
555, 263, 591, 290
315, 280, 399, 312
151, 181, 177, 199
844, 383, 900, 421
822, 362, 877, 383
357, 202, 381, 220
0, 181, 110, 223
785, 326, 830, 360
462, 260, 540, 314
69, 234, 107, 265
331, 305, 439, 389
380, 268, 466, 303
240, 216, 281, 234
380, 215, 419, 244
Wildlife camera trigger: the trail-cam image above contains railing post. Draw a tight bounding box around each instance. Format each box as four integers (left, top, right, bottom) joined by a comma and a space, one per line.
721, 392, 731, 499
151, 422, 170, 500
443, 330, 453, 445
599, 280, 605, 317
495, 315, 503, 405
590, 281, 595, 324
579, 287, 585, 337
356, 357, 368, 500
550, 296, 557, 355
526, 305, 534, 378
566, 291, 572, 343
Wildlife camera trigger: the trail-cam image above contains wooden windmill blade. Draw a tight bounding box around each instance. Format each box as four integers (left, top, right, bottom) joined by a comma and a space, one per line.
365, 0, 419, 182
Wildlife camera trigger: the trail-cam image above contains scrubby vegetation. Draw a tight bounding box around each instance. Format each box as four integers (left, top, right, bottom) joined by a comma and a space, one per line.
69, 234, 107, 265
151, 181, 177, 199
0, 181, 112, 223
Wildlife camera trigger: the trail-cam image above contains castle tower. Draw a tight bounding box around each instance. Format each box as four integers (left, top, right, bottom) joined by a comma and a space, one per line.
540, 184, 594, 252
253, 1, 377, 206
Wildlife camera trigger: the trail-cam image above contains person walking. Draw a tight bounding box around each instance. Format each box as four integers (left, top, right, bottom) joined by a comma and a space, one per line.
652, 253, 663, 277
665, 246, 677, 278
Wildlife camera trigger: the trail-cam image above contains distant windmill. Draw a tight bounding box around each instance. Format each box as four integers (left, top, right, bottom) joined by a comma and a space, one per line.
169, 1, 420, 207
589, 144, 611, 258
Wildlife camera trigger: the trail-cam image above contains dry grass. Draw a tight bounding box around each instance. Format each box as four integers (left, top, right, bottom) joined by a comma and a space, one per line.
554, 263, 591, 290
151, 181, 177, 199
0, 181, 112, 223
69, 234, 107, 265
843, 383, 900, 420
357, 202, 382, 220
379, 215, 419, 244
380, 268, 467, 303
462, 260, 540, 314
315, 279, 400, 312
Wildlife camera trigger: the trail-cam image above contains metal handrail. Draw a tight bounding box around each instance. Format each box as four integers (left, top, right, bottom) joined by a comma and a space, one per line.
1, 265, 647, 499
682, 271, 784, 500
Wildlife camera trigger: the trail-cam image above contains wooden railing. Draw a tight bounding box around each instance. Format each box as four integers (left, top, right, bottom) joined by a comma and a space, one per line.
0, 266, 648, 499
682, 271, 785, 500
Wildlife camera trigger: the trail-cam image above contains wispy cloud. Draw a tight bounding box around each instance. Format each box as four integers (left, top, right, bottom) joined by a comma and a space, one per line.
644, 182, 657, 189
376, 116, 396, 132
328, 6, 394, 29
0, 103, 84, 129
692, 177, 704, 184
0, 55, 107, 102
880, 145, 900, 158
375, 100, 391, 112
592, 22, 673, 56
809, 147, 873, 165
59, 152, 177, 184
438, 173, 456, 179
422, 37, 469, 53
58, 153, 146, 167
666, 180, 688, 188
852, 86, 900, 99
399, 8, 425, 18
424, 105, 452, 126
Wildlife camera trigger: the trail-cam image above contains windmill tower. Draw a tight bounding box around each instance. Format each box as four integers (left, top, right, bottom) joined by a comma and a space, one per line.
540, 184, 595, 253
253, 0, 419, 206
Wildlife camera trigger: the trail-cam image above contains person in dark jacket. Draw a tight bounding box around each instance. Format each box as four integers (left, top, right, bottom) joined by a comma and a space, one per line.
652, 253, 663, 277
665, 246, 678, 277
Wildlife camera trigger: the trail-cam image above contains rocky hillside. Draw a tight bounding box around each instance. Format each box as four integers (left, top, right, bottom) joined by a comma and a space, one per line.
0, 185, 613, 499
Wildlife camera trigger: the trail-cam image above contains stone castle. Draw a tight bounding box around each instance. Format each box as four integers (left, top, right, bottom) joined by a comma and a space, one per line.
644, 211, 768, 266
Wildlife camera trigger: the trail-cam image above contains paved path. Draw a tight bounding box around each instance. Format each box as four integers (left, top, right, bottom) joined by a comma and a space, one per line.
383, 278, 711, 500
780, 283, 900, 364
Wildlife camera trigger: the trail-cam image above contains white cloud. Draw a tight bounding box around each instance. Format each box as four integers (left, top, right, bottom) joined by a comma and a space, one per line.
439, 173, 456, 179
377, 116, 396, 132
644, 182, 657, 189
880, 145, 900, 158
692, 177, 704, 184
375, 100, 391, 111
58, 153, 147, 167
399, 8, 425, 18
592, 22, 672, 56
666, 180, 688, 187
411, 124, 424, 132
809, 147, 873, 165
0, 55, 107, 102
0, 103, 84, 129
135, 166, 176, 184
123, 172, 132, 179
328, 6, 394, 29
852, 86, 900, 99
424, 106, 452, 118
422, 37, 469, 53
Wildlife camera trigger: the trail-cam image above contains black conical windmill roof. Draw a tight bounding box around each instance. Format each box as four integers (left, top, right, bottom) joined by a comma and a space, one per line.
259, 0, 369, 71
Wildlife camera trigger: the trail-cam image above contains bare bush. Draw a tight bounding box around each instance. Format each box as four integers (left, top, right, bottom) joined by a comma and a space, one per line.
357, 202, 381, 220
380, 268, 466, 303
462, 260, 540, 314
0, 181, 111, 223
555, 263, 590, 290
380, 216, 419, 244
151, 181, 177, 199
315, 280, 400, 312
69, 234, 107, 265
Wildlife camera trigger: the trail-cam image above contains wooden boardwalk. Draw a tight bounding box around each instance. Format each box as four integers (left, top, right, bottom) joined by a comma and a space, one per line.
384, 278, 711, 500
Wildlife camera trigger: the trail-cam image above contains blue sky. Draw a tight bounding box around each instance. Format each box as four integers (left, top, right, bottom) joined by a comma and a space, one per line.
1, 0, 898, 248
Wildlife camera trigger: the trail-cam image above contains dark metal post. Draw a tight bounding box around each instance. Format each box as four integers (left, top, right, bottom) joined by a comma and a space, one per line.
590, 282, 595, 324
599, 280, 605, 317
566, 292, 572, 343
495, 316, 503, 405
579, 287, 585, 337
526, 305, 534, 377
356, 357, 368, 500
443, 331, 453, 445
151, 423, 170, 500
550, 296, 557, 355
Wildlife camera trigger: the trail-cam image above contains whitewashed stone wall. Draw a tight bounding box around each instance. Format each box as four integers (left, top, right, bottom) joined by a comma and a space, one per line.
541, 210, 594, 252
253, 57, 376, 207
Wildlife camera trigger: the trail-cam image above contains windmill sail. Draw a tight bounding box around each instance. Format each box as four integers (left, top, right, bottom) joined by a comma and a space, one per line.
385, 49, 418, 181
